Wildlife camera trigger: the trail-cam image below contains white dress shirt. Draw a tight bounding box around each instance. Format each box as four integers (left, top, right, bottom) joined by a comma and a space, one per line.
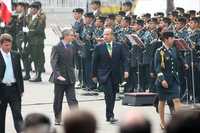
0, 49, 16, 84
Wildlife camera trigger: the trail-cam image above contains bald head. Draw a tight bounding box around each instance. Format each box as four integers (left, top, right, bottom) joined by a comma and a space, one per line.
120, 110, 151, 133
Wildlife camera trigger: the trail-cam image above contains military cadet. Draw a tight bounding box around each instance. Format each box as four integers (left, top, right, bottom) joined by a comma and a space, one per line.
154, 31, 188, 129
175, 17, 190, 100
5, 13, 18, 51
92, 16, 104, 45
72, 8, 84, 87
142, 13, 151, 23
115, 11, 126, 26
116, 16, 133, 46
122, 1, 133, 17
168, 11, 178, 32
188, 17, 200, 102
147, 17, 159, 40
159, 17, 173, 32
26, 2, 46, 82
90, 0, 102, 17
81, 12, 96, 90
72, 8, 84, 36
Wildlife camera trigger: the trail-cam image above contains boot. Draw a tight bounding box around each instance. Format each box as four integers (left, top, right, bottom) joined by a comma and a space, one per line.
29, 72, 42, 82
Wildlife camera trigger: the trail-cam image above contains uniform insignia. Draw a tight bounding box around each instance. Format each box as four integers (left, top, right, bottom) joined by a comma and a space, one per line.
160, 50, 165, 69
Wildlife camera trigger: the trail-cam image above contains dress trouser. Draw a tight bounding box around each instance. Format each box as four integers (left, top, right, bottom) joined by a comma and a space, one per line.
102, 77, 118, 120
53, 83, 78, 119
0, 84, 23, 133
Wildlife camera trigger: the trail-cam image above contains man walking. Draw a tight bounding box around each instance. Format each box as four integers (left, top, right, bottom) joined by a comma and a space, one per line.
50, 28, 78, 125
0, 33, 24, 133
92, 28, 128, 123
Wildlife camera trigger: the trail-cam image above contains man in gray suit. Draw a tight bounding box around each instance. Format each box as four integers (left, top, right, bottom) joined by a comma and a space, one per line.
50, 28, 78, 125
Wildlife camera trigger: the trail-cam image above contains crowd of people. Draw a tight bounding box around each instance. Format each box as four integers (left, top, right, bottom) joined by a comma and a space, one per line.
0, 0, 200, 133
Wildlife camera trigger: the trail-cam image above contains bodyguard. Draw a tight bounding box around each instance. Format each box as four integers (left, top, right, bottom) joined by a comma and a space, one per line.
0, 33, 24, 133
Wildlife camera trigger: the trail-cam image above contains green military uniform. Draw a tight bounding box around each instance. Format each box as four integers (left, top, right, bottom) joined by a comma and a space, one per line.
27, 2, 46, 82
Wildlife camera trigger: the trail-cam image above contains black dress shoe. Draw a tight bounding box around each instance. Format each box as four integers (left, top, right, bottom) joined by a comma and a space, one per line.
29, 77, 42, 82
23, 75, 30, 80
107, 117, 118, 123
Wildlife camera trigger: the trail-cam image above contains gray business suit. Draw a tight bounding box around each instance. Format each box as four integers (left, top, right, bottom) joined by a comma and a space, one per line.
50, 41, 78, 120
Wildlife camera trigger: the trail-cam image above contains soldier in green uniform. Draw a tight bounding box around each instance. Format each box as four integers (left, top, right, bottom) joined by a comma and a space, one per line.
92, 16, 105, 45
80, 12, 96, 90
26, 2, 46, 82
34, 1, 46, 73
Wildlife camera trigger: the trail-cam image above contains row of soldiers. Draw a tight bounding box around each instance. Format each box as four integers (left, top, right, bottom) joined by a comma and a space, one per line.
72, 0, 200, 102
0, 1, 46, 82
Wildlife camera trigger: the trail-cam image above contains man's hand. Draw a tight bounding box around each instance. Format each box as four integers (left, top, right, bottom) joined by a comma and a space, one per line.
161, 80, 168, 89
124, 72, 129, 79
57, 76, 66, 81
92, 77, 98, 83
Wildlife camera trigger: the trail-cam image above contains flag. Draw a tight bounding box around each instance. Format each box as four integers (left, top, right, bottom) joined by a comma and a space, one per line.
0, 0, 12, 24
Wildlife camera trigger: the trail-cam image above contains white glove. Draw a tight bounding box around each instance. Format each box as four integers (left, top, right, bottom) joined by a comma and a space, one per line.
23, 26, 29, 32
0, 22, 5, 28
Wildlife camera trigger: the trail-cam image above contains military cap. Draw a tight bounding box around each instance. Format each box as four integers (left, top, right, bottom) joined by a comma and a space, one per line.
91, 0, 101, 6
147, 17, 158, 24
30, 2, 40, 9
84, 12, 95, 18
176, 7, 185, 14
15, 2, 26, 7
117, 11, 126, 16
161, 17, 172, 25
168, 10, 179, 17
72, 8, 84, 14
142, 13, 151, 19
123, 1, 133, 7
34, 1, 42, 8
183, 13, 190, 19
154, 12, 164, 17
106, 13, 116, 20
188, 10, 196, 16
136, 19, 144, 27
0, 33, 13, 44
96, 16, 106, 22
122, 16, 132, 24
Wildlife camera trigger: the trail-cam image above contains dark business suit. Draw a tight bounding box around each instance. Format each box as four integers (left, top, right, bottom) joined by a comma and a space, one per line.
92, 42, 128, 120
50, 41, 78, 120
0, 51, 24, 133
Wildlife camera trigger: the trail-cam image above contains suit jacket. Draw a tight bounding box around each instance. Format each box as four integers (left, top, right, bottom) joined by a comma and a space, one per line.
50, 41, 76, 85
92, 42, 128, 84
0, 51, 24, 98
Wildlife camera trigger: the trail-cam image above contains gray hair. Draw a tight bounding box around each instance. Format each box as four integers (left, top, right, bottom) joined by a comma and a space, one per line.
61, 27, 74, 38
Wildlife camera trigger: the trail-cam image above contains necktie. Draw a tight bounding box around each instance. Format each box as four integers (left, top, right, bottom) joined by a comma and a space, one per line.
107, 43, 112, 56
4, 54, 14, 83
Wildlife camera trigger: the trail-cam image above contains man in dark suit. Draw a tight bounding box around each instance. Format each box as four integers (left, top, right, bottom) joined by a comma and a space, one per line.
50, 28, 78, 125
0, 33, 24, 133
92, 28, 129, 123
